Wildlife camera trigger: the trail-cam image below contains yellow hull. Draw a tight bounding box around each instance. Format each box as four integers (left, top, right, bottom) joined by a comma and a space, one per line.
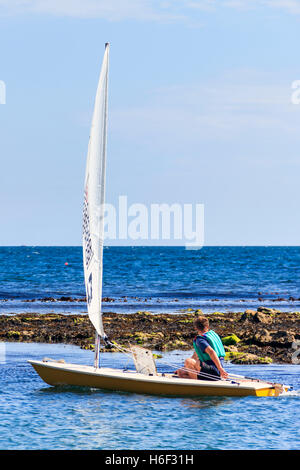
28, 360, 287, 397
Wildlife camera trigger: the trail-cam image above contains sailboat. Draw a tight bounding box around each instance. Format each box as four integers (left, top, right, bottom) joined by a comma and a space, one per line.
29, 44, 289, 397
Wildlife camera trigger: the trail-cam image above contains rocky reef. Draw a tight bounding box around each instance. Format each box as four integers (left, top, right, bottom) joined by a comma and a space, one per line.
0, 307, 299, 364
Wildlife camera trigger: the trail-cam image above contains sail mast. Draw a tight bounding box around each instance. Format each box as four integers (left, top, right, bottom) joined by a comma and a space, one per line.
83, 43, 110, 367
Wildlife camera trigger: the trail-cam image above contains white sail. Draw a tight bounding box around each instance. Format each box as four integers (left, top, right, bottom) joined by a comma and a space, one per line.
83, 43, 109, 338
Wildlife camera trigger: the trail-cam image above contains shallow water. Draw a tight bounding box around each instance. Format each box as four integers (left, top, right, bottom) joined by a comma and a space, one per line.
0, 342, 299, 450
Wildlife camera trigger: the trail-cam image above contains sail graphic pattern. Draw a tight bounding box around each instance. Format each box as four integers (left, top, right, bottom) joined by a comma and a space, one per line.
83, 188, 93, 270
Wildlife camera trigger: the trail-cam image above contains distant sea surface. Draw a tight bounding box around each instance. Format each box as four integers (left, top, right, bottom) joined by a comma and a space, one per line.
0, 246, 299, 315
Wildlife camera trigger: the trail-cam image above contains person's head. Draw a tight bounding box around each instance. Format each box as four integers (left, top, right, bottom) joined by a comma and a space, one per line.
194, 316, 209, 334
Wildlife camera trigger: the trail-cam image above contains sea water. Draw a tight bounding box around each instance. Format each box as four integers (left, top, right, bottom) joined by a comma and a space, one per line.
0, 342, 299, 450
0, 246, 299, 314
0, 246, 299, 450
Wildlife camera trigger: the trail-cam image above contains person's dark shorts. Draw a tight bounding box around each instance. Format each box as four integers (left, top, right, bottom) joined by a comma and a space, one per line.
197, 361, 220, 381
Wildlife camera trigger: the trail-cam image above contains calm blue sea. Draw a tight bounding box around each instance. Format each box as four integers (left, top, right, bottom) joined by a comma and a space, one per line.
0, 342, 299, 450
0, 246, 299, 314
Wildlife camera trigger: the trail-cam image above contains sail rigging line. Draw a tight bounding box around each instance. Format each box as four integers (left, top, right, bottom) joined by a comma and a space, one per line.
94, 336, 273, 383
101, 338, 228, 381
99, 338, 274, 384
223, 372, 277, 386
109, 340, 224, 380
156, 357, 225, 381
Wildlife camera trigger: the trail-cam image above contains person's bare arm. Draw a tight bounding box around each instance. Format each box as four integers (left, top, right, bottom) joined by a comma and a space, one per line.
205, 346, 228, 379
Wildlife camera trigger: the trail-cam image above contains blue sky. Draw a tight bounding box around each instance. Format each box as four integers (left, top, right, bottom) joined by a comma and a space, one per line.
0, 0, 300, 246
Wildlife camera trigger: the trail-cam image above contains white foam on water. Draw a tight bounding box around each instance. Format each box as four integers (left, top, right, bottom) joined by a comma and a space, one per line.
280, 389, 300, 397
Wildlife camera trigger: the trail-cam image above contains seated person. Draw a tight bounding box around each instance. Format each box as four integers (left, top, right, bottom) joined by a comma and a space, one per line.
176, 316, 228, 380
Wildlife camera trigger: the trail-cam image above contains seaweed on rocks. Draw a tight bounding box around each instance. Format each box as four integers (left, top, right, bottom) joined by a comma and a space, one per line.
0, 308, 299, 364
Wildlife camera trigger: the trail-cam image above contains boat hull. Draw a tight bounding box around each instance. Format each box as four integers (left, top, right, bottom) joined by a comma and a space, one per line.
28, 360, 286, 397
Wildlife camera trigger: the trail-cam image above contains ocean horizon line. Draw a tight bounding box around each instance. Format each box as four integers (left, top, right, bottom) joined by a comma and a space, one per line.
1, 244, 300, 248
